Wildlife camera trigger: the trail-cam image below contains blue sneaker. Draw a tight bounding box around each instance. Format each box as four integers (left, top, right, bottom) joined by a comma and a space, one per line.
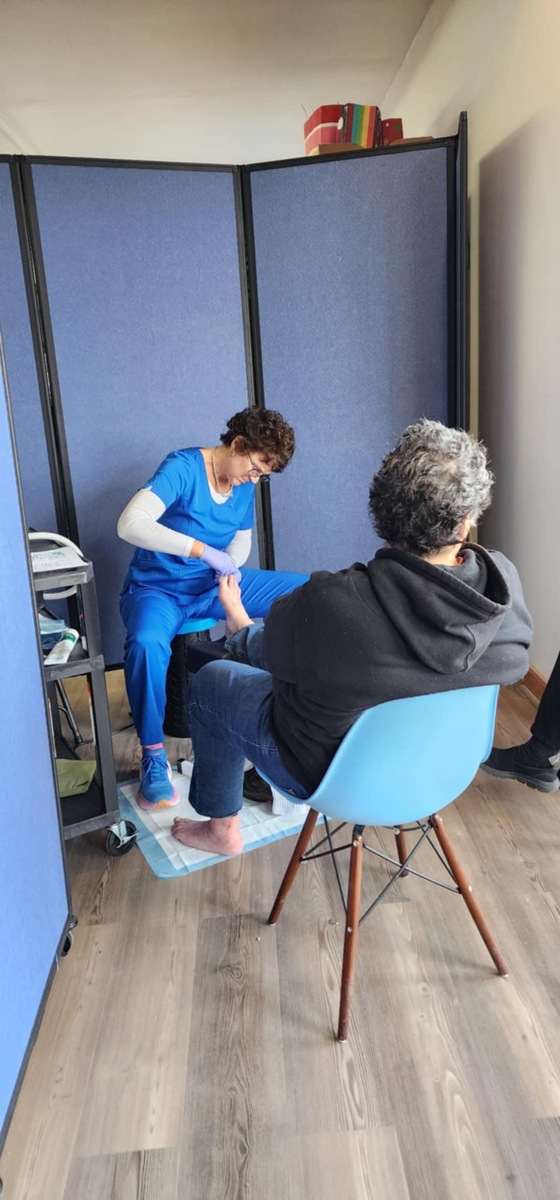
138, 749, 179, 810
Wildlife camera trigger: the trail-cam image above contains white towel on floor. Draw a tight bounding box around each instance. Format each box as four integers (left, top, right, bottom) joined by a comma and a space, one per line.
271, 787, 309, 819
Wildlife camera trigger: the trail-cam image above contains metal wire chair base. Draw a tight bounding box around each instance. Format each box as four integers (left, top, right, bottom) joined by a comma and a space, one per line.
300, 817, 461, 925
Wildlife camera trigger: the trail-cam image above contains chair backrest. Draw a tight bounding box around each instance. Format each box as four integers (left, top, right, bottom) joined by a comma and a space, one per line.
309, 685, 499, 827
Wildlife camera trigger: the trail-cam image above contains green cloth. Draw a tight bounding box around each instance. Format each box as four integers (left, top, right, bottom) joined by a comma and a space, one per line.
55, 758, 97, 798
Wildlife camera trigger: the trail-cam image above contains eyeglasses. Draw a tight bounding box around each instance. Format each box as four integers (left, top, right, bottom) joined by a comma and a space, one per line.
247, 452, 271, 482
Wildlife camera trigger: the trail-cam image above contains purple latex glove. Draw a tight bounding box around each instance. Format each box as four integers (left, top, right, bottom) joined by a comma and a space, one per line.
200, 544, 242, 583
213, 568, 242, 584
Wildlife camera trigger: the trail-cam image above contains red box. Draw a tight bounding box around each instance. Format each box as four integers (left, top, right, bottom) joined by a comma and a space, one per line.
382, 118, 404, 146
304, 105, 343, 155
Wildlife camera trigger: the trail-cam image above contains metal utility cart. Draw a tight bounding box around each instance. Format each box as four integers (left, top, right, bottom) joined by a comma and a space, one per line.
31, 536, 136, 856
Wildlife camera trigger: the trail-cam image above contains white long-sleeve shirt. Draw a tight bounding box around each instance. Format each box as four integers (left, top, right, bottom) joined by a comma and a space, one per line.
117, 487, 252, 565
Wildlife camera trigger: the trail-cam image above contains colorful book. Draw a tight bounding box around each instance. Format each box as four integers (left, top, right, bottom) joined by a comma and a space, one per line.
340, 104, 382, 149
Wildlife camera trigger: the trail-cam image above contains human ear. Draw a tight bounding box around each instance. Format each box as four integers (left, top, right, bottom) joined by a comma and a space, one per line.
458, 516, 472, 542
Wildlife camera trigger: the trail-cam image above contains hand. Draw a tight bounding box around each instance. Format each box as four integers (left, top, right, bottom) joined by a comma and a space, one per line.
214, 568, 242, 584
199, 543, 242, 581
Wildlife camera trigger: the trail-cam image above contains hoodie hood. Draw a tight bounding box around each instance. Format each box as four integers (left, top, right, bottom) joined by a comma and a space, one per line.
368, 543, 514, 674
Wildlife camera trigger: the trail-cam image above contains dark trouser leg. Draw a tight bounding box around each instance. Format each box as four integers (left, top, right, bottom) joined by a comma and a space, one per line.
481, 651, 560, 790
531, 652, 560, 753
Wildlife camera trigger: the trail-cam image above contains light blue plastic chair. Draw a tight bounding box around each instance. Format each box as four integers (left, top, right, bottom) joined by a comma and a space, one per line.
263, 685, 507, 1041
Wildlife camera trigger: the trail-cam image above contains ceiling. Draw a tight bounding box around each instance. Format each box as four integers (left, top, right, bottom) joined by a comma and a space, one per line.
0, 0, 433, 163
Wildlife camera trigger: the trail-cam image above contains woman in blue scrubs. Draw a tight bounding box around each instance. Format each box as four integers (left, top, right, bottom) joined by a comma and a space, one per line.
118, 407, 307, 809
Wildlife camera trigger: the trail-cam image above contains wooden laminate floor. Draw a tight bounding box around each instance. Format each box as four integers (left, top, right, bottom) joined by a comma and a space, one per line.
2, 674, 560, 1199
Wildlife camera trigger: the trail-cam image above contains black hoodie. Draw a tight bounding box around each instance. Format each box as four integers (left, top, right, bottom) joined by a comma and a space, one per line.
262, 543, 532, 793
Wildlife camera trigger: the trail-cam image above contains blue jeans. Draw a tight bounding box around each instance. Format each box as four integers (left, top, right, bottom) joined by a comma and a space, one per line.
187, 625, 310, 819
120, 567, 308, 746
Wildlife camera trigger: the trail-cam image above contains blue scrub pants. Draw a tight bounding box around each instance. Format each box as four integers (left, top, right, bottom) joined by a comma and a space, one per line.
187, 624, 310, 819
120, 567, 308, 747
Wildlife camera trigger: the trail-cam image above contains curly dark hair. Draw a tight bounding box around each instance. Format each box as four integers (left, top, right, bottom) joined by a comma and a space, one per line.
369, 419, 493, 555
220, 408, 295, 472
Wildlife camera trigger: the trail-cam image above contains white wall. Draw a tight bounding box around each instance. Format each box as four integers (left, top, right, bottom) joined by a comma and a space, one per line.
0, 0, 430, 163
384, 0, 560, 677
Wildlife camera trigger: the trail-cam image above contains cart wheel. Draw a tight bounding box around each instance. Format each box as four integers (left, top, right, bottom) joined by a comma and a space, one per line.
106, 820, 137, 856
61, 929, 74, 956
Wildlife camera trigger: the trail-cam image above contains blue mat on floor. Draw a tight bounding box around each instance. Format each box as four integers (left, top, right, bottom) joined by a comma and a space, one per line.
119, 766, 313, 878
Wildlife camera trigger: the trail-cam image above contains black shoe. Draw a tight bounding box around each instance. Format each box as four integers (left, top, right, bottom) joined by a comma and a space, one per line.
242, 767, 273, 804
481, 743, 560, 793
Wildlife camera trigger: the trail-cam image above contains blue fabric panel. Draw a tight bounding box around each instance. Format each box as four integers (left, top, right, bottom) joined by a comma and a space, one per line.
0, 354, 68, 1145
249, 148, 450, 574
0, 162, 57, 531
31, 164, 249, 665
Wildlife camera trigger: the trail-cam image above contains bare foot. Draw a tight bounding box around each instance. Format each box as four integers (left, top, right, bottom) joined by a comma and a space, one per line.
171, 814, 243, 856
218, 574, 253, 638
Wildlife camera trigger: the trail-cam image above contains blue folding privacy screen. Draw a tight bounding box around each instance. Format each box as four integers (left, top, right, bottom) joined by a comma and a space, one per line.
248, 148, 450, 572
0, 336, 70, 1157
2, 129, 466, 664
29, 163, 251, 664
0, 162, 57, 532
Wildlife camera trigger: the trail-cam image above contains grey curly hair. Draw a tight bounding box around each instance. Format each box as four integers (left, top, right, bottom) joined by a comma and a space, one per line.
369, 419, 493, 555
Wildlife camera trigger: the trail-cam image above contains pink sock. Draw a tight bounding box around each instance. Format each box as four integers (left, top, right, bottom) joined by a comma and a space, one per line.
143, 742, 164, 751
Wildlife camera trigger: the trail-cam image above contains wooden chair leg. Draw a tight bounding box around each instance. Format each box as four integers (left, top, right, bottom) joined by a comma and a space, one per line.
429, 812, 508, 976
395, 827, 410, 877
337, 826, 364, 1041
268, 808, 319, 926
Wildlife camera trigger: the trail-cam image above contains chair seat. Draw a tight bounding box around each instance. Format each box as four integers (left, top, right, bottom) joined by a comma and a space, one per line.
259, 685, 499, 827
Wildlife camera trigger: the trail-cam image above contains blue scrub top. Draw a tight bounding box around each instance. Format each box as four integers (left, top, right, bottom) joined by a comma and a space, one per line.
123, 447, 255, 598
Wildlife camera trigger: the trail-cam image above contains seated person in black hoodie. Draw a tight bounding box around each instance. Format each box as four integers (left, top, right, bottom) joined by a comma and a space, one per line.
172, 419, 532, 856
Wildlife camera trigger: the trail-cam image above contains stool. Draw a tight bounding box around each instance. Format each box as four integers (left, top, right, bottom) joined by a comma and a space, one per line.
163, 618, 217, 739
